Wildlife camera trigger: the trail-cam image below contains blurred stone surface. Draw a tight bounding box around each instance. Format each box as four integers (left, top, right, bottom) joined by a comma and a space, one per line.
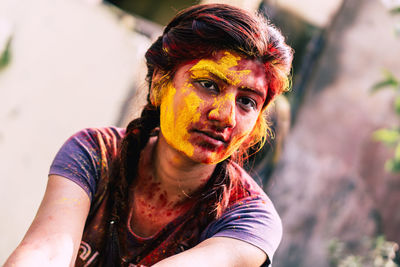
267, 0, 400, 266
201, 0, 261, 12
270, 0, 343, 28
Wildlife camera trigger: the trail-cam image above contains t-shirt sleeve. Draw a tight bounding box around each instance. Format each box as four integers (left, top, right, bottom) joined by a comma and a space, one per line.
200, 196, 282, 266
48, 128, 106, 201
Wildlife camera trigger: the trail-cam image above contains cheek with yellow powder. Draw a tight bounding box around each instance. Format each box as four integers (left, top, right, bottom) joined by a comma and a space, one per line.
160, 82, 203, 158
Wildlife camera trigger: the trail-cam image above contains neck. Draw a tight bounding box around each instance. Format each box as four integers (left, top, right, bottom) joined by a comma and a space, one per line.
135, 133, 216, 205
154, 134, 216, 199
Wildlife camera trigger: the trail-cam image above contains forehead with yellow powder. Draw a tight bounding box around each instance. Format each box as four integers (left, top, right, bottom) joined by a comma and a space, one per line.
189, 51, 252, 86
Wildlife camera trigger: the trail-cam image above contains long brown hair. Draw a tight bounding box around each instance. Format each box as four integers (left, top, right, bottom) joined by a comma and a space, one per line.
105, 3, 293, 264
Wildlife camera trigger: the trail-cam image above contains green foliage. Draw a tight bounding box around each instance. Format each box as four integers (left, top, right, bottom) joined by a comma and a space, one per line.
328, 236, 399, 267
0, 37, 12, 70
373, 129, 400, 145
371, 69, 400, 173
371, 70, 400, 92
395, 97, 400, 114
371, 3, 400, 173
390, 7, 400, 14
372, 2, 400, 173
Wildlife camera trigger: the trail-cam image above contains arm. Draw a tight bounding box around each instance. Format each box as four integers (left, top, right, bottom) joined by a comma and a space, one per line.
152, 236, 267, 267
156, 195, 282, 267
5, 175, 90, 267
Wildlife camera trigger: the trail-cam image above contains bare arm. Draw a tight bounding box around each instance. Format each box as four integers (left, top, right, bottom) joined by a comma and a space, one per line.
5, 175, 90, 267
152, 236, 267, 267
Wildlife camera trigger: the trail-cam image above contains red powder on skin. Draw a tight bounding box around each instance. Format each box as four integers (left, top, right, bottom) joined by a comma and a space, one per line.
143, 181, 161, 200
158, 191, 168, 208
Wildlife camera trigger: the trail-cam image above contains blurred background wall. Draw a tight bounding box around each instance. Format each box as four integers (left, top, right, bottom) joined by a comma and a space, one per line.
0, 0, 151, 262
1, 0, 400, 265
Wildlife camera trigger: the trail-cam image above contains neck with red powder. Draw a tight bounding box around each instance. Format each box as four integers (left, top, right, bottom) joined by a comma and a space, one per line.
129, 134, 215, 237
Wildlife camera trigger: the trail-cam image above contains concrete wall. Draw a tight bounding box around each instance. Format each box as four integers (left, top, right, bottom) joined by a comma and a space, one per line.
268, 0, 400, 265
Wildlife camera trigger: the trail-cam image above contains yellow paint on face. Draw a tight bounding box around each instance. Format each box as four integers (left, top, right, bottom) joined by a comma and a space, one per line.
160, 82, 202, 158
189, 52, 255, 163
189, 51, 251, 86
208, 92, 235, 119
189, 51, 249, 124
159, 51, 261, 165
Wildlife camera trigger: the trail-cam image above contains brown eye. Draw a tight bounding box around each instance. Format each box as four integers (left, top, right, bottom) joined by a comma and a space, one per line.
197, 80, 219, 92
237, 97, 257, 111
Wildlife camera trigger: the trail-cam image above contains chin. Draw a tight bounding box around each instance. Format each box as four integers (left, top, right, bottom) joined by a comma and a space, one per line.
191, 149, 230, 165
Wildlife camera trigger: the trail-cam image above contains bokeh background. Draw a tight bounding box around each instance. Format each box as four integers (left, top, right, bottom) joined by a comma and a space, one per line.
1, 0, 400, 266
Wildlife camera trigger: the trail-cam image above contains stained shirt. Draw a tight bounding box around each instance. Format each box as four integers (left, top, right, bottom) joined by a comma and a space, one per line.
49, 127, 282, 266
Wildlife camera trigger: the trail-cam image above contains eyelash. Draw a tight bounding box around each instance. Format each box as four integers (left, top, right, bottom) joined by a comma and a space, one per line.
197, 80, 218, 92
195, 79, 258, 111
238, 97, 257, 110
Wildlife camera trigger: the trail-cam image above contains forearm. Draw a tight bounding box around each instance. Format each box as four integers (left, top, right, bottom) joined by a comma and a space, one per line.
5, 176, 90, 267
5, 236, 76, 267
152, 237, 266, 267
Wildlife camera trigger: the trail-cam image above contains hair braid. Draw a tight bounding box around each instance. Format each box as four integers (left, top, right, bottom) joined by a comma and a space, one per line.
103, 102, 160, 265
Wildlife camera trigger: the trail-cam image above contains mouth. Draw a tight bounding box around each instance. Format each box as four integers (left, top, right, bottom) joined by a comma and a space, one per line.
192, 129, 228, 144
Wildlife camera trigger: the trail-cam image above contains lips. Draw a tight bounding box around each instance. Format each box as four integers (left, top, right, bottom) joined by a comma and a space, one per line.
192, 129, 228, 144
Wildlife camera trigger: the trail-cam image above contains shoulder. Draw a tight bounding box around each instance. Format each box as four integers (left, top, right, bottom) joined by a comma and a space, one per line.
200, 161, 282, 265
49, 126, 125, 200
69, 126, 126, 144
64, 126, 126, 155
225, 161, 281, 226
226, 161, 269, 204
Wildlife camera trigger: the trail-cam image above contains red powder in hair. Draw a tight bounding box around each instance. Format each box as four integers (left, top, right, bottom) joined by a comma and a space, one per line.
206, 14, 223, 22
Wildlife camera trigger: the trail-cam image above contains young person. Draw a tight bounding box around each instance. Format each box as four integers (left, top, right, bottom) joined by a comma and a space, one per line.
5, 4, 293, 267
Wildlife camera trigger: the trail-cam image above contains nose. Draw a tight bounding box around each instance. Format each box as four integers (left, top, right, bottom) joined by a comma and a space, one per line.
207, 94, 236, 129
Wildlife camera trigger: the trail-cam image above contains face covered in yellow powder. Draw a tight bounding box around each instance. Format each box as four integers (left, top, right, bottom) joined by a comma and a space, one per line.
157, 50, 268, 164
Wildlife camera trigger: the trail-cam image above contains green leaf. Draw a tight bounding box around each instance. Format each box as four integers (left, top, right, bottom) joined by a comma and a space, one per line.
373, 129, 400, 145
395, 142, 400, 160
395, 96, 400, 114
390, 7, 400, 14
371, 69, 400, 92
0, 37, 12, 70
385, 158, 400, 173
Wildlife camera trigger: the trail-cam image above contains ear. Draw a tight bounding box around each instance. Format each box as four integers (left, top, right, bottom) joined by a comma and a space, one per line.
150, 68, 166, 106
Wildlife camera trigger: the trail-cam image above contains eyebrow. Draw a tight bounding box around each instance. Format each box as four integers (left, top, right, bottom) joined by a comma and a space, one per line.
189, 65, 266, 100
190, 64, 230, 84
239, 86, 266, 99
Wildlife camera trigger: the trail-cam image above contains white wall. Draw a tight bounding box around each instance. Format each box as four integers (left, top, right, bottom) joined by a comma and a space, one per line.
0, 0, 150, 262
